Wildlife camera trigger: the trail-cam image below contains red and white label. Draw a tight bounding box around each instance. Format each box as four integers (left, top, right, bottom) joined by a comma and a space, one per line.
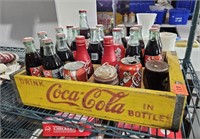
29, 66, 43, 76
43, 66, 63, 78
144, 55, 162, 63
150, 128, 182, 139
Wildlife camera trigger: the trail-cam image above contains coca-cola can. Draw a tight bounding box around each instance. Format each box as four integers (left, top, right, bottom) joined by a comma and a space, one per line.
118, 56, 142, 88
63, 61, 88, 81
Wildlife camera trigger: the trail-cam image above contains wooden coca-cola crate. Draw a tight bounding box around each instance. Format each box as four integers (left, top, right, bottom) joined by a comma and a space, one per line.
10, 51, 188, 131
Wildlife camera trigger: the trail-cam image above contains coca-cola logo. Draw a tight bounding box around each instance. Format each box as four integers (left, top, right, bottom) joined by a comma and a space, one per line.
131, 69, 142, 88
46, 83, 129, 114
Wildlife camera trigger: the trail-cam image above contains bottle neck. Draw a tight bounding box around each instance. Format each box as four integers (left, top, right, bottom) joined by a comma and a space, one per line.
72, 30, 79, 41
120, 29, 125, 38
97, 27, 104, 41
56, 38, 69, 51
67, 28, 73, 40
149, 31, 158, 41
24, 41, 37, 54
56, 28, 64, 33
79, 12, 89, 29
44, 42, 55, 56
104, 44, 114, 54
39, 35, 47, 47
128, 30, 139, 46
138, 28, 143, 40
113, 31, 123, 45
90, 30, 100, 43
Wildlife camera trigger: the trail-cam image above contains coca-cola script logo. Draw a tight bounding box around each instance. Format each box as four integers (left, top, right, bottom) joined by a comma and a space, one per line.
46, 83, 129, 114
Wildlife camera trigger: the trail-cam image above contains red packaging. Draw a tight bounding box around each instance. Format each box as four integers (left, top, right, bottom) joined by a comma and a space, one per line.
150, 128, 182, 139
42, 112, 97, 137
117, 122, 148, 133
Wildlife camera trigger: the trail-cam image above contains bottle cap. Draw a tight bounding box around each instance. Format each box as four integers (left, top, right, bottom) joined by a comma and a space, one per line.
90, 27, 98, 31
37, 31, 47, 36
130, 27, 139, 31
42, 38, 53, 44
66, 25, 73, 28
149, 27, 158, 32
55, 26, 63, 30
133, 24, 142, 29
76, 35, 86, 44
152, 24, 160, 29
23, 37, 34, 43
117, 24, 125, 28
79, 10, 87, 13
96, 24, 104, 28
72, 27, 80, 30
103, 36, 113, 45
56, 33, 65, 38
112, 28, 121, 32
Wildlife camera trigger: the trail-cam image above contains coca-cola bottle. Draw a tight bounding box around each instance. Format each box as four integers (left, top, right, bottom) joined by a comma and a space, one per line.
144, 28, 162, 64
55, 26, 64, 33
23, 37, 43, 76
116, 24, 127, 48
112, 28, 126, 62
37, 31, 48, 59
125, 27, 142, 63
71, 27, 80, 52
101, 36, 117, 67
87, 27, 103, 64
76, 35, 94, 78
55, 33, 74, 63
152, 24, 162, 51
42, 38, 63, 79
133, 24, 145, 57
66, 25, 73, 48
96, 24, 104, 47
79, 10, 90, 39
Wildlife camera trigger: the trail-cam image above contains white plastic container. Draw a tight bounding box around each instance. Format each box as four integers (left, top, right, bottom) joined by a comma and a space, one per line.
160, 32, 177, 51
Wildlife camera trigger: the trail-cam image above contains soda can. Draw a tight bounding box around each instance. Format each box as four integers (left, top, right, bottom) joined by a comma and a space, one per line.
63, 61, 88, 81
118, 56, 142, 88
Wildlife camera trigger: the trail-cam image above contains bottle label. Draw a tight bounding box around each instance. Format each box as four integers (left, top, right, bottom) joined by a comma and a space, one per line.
144, 55, 162, 63
91, 53, 99, 61
43, 66, 63, 78
29, 66, 43, 76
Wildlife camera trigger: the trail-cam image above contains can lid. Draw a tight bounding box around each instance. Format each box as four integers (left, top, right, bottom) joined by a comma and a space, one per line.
42, 38, 53, 44
133, 24, 142, 29
112, 28, 121, 32
96, 24, 104, 27
130, 27, 139, 31
76, 35, 86, 44
37, 31, 47, 36
145, 60, 168, 73
103, 36, 113, 45
66, 25, 73, 28
23, 37, 34, 43
56, 33, 65, 38
121, 56, 140, 65
79, 10, 87, 13
64, 61, 85, 71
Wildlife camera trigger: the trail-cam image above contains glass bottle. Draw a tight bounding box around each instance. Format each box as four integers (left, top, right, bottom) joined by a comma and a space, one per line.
42, 38, 63, 79
112, 28, 126, 63
55, 26, 64, 33
55, 33, 74, 63
37, 31, 48, 59
66, 25, 73, 48
23, 37, 43, 76
76, 35, 94, 78
144, 28, 162, 64
96, 24, 104, 47
125, 27, 142, 63
133, 24, 145, 57
71, 27, 80, 52
101, 36, 117, 67
79, 10, 90, 39
116, 24, 127, 48
87, 27, 103, 64
152, 24, 163, 52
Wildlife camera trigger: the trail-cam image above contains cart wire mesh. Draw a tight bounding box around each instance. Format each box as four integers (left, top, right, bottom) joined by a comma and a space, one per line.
0, 47, 200, 138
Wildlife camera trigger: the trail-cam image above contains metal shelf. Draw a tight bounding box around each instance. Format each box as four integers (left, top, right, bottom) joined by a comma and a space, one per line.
1, 58, 200, 138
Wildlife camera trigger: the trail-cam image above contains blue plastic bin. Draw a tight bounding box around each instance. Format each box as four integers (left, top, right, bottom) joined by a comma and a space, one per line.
149, 9, 167, 24
129, 2, 154, 13
175, 0, 195, 13
169, 8, 190, 25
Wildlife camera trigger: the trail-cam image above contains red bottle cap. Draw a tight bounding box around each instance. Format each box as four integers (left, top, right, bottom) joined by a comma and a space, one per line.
150, 27, 158, 32
66, 25, 73, 28
103, 36, 113, 45
152, 24, 160, 29
56, 33, 65, 38
23, 37, 34, 43
117, 24, 125, 28
96, 24, 104, 27
79, 10, 87, 13
72, 27, 80, 30
37, 31, 47, 36
76, 35, 86, 44
42, 38, 53, 44
112, 28, 121, 32
133, 24, 142, 29
130, 27, 139, 31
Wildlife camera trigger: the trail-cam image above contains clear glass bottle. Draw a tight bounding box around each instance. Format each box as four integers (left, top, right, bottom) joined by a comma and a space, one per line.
71, 27, 80, 52
55, 33, 74, 63
152, 24, 162, 52
126, 27, 142, 63
55, 26, 64, 33
116, 24, 127, 48
79, 10, 90, 39
42, 38, 63, 79
96, 24, 104, 47
87, 27, 103, 64
66, 25, 73, 48
144, 28, 162, 64
112, 28, 126, 62
23, 37, 43, 76
37, 31, 48, 59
